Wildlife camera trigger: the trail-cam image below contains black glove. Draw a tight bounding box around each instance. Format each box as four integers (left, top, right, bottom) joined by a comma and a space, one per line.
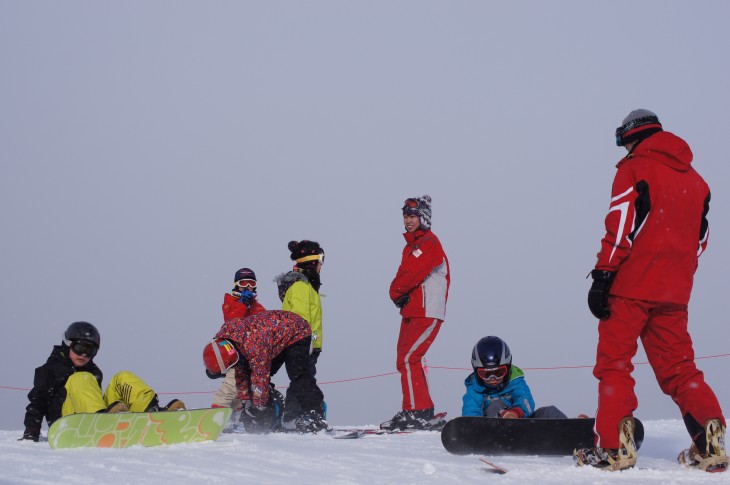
240, 401, 275, 433
393, 294, 410, 309
588, 270, 615, 320
19, 427, 40, 442
239, 289, 255, 308
206, 369, 224, 379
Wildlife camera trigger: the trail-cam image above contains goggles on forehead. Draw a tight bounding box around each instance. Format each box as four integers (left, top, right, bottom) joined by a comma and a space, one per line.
69, 340, 98, 358
235, 279, 257, 289
476, 365, 508, 381
295, 253, 325, 265
402, 198, 421, 216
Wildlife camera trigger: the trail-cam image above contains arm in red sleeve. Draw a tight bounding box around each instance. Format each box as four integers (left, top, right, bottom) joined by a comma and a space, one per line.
389, 236, 444, 300
595, 167, 638, 272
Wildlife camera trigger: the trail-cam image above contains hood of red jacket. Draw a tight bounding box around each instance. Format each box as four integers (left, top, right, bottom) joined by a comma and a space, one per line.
617, 131, 693, 172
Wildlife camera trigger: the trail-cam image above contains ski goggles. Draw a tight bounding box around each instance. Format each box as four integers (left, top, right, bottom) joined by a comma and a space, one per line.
402, 198, 421, 215
70, 340, 98, 358
235, 279, 257, 289
476, 365, 508, 381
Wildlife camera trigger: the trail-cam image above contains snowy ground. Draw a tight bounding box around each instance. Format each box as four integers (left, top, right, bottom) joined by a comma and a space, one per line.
0, 419, 725, 485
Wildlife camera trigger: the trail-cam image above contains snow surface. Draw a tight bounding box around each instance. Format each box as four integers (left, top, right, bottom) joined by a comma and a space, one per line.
1, 419, 726, 484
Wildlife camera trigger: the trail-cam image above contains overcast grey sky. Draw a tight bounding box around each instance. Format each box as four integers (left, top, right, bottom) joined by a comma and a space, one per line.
2, 1, 729, 430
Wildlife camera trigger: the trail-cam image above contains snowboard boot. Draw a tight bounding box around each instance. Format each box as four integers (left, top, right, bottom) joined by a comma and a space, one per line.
220, 399, 244, 433
380, 408, 437, 431
294, 410, 331, 434
145, 396, 186, 412
102, 400, 130, 414
678, 419, 728, 472
573, 417, 637, 471
162, 399, 186, 411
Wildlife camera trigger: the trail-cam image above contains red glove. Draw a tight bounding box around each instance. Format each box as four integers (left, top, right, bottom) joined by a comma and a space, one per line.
498, 408, 522, 419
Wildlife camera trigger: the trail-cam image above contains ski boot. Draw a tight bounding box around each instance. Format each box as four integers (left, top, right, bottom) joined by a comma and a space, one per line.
573, 417, 637, 471
380, 408, 442, 431
678, 418, 728, 472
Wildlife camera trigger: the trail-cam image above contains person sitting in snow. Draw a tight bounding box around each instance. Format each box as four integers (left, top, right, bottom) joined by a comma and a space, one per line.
213, 267, 267, 414
462, 336, 567, 419
203, 310, 328, 434
20, 321, 185, 442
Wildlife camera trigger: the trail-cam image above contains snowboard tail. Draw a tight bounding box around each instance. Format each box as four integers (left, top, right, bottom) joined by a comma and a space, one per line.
441, 417, 644, 456
48, 407, 232, 449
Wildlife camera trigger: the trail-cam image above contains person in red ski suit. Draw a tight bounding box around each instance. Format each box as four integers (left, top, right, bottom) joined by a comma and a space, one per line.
212, 268, 266, 411
381, 194, 450, 431
576, 109, 727, 472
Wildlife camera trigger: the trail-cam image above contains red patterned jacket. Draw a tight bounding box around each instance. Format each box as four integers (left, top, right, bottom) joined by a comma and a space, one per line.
215, 310, 311, 407
389, 228, 450, 320
595, 131, 710, 305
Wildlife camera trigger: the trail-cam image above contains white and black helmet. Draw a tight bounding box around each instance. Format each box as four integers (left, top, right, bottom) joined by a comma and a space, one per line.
471, 336, 511, 368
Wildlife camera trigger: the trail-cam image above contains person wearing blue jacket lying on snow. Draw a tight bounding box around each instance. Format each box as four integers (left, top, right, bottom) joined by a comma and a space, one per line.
462, 336, 568, 419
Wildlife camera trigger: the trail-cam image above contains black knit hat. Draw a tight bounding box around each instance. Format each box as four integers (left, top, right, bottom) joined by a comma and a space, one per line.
615, 109, 663, 146
234, 267, 256, 282
288, 240, 324, 266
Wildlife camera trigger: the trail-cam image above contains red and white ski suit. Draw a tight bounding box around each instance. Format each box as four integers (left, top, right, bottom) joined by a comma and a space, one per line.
390, 228, 450, 411
592, 131, 725, 448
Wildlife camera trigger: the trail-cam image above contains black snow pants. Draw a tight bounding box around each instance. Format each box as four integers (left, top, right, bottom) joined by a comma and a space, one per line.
270, 336, 324, 421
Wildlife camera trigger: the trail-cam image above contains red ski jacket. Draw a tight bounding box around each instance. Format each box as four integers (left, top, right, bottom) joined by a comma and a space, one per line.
595, 131, 710, 305
222, 292, 266, 321
215, 310, 311, 407
389, 228, 450, 320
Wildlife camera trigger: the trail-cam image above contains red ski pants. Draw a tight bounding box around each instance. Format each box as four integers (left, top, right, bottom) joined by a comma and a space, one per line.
594, 296, 725, 448
396, 317, 442, 411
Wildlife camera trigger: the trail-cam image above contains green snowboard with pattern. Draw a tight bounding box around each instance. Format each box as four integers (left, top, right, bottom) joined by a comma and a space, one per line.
48, 407, 231, 449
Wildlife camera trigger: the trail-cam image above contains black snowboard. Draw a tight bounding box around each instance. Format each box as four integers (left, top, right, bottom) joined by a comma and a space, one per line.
441, 417, 644, 456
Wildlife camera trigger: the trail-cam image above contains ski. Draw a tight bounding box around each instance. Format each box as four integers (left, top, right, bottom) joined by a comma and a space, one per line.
333, 429, 414, 439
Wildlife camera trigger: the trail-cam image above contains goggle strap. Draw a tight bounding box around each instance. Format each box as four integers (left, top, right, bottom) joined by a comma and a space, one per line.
212, 340, 227, 373
295, 254, 323, 264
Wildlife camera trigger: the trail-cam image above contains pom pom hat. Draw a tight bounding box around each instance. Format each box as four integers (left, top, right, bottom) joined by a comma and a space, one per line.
402, 195, 432, 230
289, 240, 325, 266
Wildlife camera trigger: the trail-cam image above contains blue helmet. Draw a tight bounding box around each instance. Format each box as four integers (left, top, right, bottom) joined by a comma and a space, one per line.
471, 336, 512, 390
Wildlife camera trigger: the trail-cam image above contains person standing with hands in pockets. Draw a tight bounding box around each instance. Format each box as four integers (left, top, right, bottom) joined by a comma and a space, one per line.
381, 195, 450, 431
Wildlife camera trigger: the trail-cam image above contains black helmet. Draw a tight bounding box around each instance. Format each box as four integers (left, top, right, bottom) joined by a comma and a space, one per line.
471, 336, 512, 389
63, 321, 101, 349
